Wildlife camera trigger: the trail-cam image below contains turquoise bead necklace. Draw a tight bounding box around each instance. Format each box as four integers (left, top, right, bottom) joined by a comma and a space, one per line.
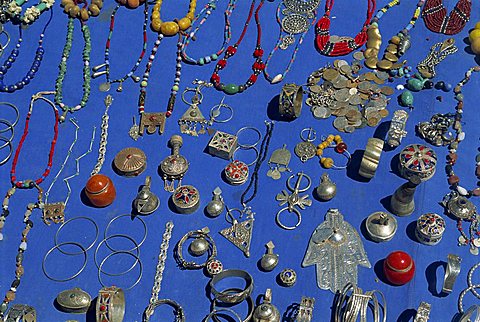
181, 0, 237, 66
54, 18, 92, 121
5, 0, 55, 24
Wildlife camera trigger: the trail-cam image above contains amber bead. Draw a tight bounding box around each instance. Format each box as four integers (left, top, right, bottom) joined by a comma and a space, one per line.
448, 175, 460, 185
321, 157, 334, 169
15, 266, 24, 277
160, 21, 180, 36
447, 153, 458, 164
126, 0, 140, 8
5, 291, 15, 302
85, 174, 116, 208
177, 17, 191, 31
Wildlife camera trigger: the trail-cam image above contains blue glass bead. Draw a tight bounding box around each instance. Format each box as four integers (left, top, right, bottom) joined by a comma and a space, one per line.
205, 56, 211, 63
27, 71, 34, 78
15, 82, 24, 90
5, 61, 12, 68
37, 47, 45, 54
7, 85, 15, 93
443, 83, 452, 92
0, 86, 7, 91
0, 66, 6, 73
377, 11, 384, 18
22, 77, 30, 84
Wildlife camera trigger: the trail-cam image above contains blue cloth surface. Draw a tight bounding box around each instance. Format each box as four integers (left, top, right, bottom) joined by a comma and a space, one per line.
0, 0, 480, 321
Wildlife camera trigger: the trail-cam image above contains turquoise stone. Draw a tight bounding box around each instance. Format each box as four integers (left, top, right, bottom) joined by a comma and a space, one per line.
406, 78, 425, 92
400, 90, 414, 107
223, 84, 239, 95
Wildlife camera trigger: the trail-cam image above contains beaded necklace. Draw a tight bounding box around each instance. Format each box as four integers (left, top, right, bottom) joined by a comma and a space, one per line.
422, 0, 471, 35
364, 0, 424, 71
263, 0, 319, 84
54, 18, 92, 120
181, 0, 237, 66
151, 0, 196, 36
5, 0, 55, 24
315, 0, 376, 57
0, 91, 60, 318
0, 9, 52, 93
439, 66, 480, 255
210, 0, 266, 95
92, 1, 149, 92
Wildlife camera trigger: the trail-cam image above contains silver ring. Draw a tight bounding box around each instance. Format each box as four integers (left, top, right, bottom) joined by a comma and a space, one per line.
300, 127, 316, 142
232, 146, 259, 167
42, 242, 88, 282
212, 288, 254, 322
0, 119, 14, 146
94, 234, 140, 276
0, 136, 12, 166
54, 216, 99, 255
96, 286, 126, 322
276, 207, 302, 230
331, 149, 351, 170
104, 214, 147, 251
98, 250, 143, 290
209, 269, 254, 304
442, 254, 461, 294
209, 100, 234, 124
176, 228, 217, 270
0, 101, 19, 129
236, 127, 262, 149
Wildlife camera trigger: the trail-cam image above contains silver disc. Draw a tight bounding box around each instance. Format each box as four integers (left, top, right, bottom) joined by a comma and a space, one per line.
313, 106, 331, 119
282, 14, 309, 35
99, 82, 111, 92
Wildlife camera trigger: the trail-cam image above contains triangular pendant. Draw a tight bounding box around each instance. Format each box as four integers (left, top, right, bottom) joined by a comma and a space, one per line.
179, 104, 207, 124
219, 218, 254, 257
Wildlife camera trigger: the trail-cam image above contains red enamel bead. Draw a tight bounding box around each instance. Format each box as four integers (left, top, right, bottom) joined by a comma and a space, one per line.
335, 142, 347, 154
253, 48, 264, 58
383, 251, 415, 285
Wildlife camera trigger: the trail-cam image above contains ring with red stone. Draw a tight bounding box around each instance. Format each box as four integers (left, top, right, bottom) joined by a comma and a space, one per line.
96, 286, 125, 322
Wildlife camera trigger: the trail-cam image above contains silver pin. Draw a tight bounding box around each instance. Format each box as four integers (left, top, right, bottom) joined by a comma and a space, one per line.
92, 63, 107, 72
92, 70, 107, 79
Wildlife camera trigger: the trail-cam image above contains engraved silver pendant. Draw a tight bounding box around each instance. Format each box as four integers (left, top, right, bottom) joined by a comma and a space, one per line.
42, 202, 65, 225
160, 135, 189, 192
267, 144, 291, 180
220, 207, 255, 257
56, 288, 92, 313
295, 128, 317, 162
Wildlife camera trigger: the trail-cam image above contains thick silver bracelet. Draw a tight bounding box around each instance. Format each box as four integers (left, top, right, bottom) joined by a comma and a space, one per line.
443, 254, 461, 294
209, 269, 254, 304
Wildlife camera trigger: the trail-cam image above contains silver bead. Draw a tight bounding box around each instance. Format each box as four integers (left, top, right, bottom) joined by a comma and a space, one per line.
205, 187, 224, 217
260, 241, 279, 272
315, 173, 336, 201
188, 237, 209, 256
278, 268, 297, 287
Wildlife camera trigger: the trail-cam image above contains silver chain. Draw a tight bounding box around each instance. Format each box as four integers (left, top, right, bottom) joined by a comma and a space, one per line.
149, 221, 174, 306
91, 95, 113, 176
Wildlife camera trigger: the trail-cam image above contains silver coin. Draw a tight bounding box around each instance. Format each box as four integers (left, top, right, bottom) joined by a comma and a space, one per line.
471, 247, 479, 256
330, 101, 346, 110
344, 125, 355, 133
376, 71, 389, 80
349, 94, 362, 105
334, 88, 350, 102
458, 235, 467, 244
351, 119, 362, 127
337, 60, 348, 67
99, 82, 111, 92
309, 84, 323, 94
333, 116, 347, 131
357, 81, 371, 91
313, 106, 331, 119
353, 51, 365, 60
332, 76, 348, 89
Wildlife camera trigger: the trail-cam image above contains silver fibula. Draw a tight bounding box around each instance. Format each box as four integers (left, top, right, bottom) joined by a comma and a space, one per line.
295, 127, 316, 162
302, 208, 371, 293
276, 172, 312, 230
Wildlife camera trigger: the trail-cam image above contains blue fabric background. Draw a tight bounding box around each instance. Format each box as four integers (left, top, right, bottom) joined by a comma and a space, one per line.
1, 0, 480, 321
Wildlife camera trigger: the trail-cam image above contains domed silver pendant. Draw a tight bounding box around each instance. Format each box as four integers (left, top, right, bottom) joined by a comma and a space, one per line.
260, 241, 279, 272
252, 289, 280, 322
205, 187, 225, 217
132, 176, 159, 216
56, 287, 92, 313
315, 173, 337, 201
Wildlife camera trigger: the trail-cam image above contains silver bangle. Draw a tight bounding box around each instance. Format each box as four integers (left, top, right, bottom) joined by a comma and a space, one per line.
0, 135, 13, 166
232, 146, 259, 167
42, 242, 88, 282
359, 138, 384, 179
96, 286, 126, 322
236, 127, 262, 149
279, 83, 303, 119
94, 234, 140, 276
97, 251, 143, 290
54, 216, 99, 255
209, 269, 254, 304
413, 302, 431, 322
334, 283, 386, 322
0, 119, 14, 148
104, 214, 148, 251
442, 254, 461, 294
459, 305, 480, 322
143, 299, 186, 322
0, 101, 20, 129
5, 304, 36, 322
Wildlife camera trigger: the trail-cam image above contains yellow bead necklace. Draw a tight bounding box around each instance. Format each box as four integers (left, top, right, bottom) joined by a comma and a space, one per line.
151, 0, 196, 36
316, 134, 351, 169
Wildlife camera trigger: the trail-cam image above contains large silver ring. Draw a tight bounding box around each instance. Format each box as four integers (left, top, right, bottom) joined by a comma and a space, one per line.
104, 214, 148, 250
279, 83, 303, 119
276, 207, 302, 230
0, 119, 14, 148
210, 269, 254, 304
359, 138, 384, 179
42, 242, 88, 282
5, 304, 36, 322
232, 146, 259, 167
143, 299, 186, 322
413, 302, 431, 322
96, 286, 126, 322
54, 216, 99, 255
97, 251, 143, 290
442, 254, 461, 294
94, 234, 140, 276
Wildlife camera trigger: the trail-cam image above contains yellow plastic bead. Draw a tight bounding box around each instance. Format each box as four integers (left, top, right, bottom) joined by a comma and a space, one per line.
327, 134, 335, 141
334, 135, 342, 142
320, 142, 328, 149
151, 19, 162, 32
321, 157, 334, 169
177, 17, 191, 31
316, 149, 323, 156
186, 12, 195, 20
151, 11, 160, 20
470, 29, 480, 43
475, 22, 480, 30
471, 38, 480, 55
160, 21, 179, 36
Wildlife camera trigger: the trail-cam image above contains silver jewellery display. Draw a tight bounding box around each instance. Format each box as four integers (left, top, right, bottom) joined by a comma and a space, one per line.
442, 254, 461, 294
160, 135, 189, 192
260, 241, 279, 272
267, 144, 292, 180
55, 287, 91, 313
358, 138, 384, 179
315, 173, 337, 201
365, 211, 397, 242
171, 185, 201, 214
143, 222, 184, 322
176, 227, 223, 276
386, 110, 408, 148
178, 80, 213, 136
278, 83, 303, 119
302, 209, 371, 293
132, 176, 160, 216
4, 304, 36, 322
96, 286, 125, 322
252, 289, 280, 322
295, 297, 315, 322
275, 172, 312, 230
295, 127, 316, 162
333, 283, 387, 322
413, 302, 431, 322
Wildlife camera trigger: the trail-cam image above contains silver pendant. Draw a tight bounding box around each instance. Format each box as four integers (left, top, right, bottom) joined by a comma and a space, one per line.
207, 130, 238, 160
302, 208, 371, 293
267, 144, 291, 180
160, 135, 189, 192
171, 185, 200, 214
260, 241, 279, 272
139, 112, 166, 136
56, 288, 91, 313
295, 128, 316, 162
99, 82, 111, 92
132, 176, 160, 216
178, 81, 212, 136
42, 202, 65, 225
205, 187, 225, 218
220, 207, 255, 257
315, 173, 337, 201
129, 117, 140, 141
224, 160, 249, 185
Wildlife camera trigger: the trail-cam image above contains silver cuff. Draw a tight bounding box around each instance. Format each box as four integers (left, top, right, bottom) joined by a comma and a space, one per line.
295, 297, 315, 322
96, 286, 125, 322
359, 138, 384, 179
413, 302, 431, 322
442, 254, 462, 294
5, 304, 36, 322
279, 83, 303, 119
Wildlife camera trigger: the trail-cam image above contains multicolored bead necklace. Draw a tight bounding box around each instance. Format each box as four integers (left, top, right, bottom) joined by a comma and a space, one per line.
5, 0, 54, 24
92, 0, 149, 92
263, 0, 318, 84
422, 0, 471, 35
0, 9, 53, 93
0, 91, 60, 318
315, 0, 376, 57
210, 0, 266, 95
54, 17, 92, 120
181, 0, 237, 66
364, 0, 424, 71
